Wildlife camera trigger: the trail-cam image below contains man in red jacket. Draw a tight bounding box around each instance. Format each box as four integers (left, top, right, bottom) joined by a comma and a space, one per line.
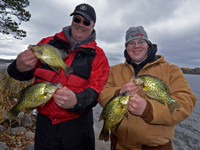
7, 3, 109, 150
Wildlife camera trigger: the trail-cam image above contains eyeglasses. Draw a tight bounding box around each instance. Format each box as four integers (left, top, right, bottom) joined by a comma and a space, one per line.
73, 17, 91, 26
128, 40, 147, 47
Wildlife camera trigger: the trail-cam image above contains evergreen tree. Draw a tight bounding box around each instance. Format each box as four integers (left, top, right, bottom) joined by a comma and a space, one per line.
0, 0, 31, 39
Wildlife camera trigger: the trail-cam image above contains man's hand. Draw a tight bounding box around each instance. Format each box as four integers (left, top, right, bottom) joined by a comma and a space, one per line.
16, 50, 38, 72
120, 81, 139, 95
53, 87, 77, 109
128, 94, 147, 116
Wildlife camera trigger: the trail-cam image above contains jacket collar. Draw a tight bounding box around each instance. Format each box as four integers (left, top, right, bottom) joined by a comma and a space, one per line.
124, 43, 159, 75
62, 26, 96, 52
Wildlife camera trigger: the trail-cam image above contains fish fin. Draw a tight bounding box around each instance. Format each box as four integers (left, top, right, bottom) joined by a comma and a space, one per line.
51, 66, 61, 73
58, 49, 69, 59
124, 110, 128, 118
56, 83, 63, 89
35, 93, 50, 107
99, 115, 103, 122
27, 44, 33, 50
24, 107, 35, 114
137, 86, 146, 98
104, 92, 125, 107
139, 90, 146, 98
142, 85, 152, 92
110, 121, 121, 133
168, 100, 182, 115
39, 60, 61, 74
63, 65, 73, 77
127, 91, 134, 97
142, 92, 146, 98
130, 76, 135, 82
14, 88, 26, 101
99, 110, 105, 122
40, 98, 50, 107
5, 105, 20, 120
161, 80, 173, 93
99, 128, 109, 142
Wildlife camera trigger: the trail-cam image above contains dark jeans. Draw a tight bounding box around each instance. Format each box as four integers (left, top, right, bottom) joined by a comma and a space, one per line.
35, 110, 95, 150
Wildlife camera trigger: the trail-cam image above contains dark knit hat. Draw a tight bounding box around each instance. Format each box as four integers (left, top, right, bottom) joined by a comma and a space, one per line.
125, 26, 148, 46
70, 3, 96, 23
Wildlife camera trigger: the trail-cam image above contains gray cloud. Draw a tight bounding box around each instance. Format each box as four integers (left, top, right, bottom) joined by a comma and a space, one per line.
0, 0, 200, 68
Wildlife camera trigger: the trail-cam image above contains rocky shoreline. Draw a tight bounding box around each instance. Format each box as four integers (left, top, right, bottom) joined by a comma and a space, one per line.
0, 104, 110, 150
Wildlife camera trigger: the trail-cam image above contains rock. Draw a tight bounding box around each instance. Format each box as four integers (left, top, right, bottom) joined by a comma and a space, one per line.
25, 131, 35, 138
23, 143, 34, 150
0, 125, 5, 132
17, 112, 24, 118
0, 142, 9, 150
8, 127, 27, 135
21, 114, 32, 127
31, 109, 38, 116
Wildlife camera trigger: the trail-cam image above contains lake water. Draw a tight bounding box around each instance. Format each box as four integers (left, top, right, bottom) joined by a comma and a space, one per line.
172, 74, 200, 150
93, 74, 200, 150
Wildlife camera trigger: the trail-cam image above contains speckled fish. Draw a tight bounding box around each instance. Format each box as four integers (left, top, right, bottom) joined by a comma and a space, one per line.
28, 44, 73, 77
99, 91, 131, 142
134, 74, 181, 115
5, 81, 62, 119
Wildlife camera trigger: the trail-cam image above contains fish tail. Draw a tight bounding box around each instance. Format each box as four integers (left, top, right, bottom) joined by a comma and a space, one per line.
168, 100, 182, 115
99, 128, 109, 142
5, 105, 20, 120
63, 65, 73, 77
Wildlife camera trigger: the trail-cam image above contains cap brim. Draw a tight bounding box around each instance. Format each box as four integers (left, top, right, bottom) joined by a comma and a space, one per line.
126, 37, 149, 45
70, 11, 93, 21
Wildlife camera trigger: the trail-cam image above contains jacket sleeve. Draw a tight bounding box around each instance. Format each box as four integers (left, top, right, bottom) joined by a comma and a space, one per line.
141, 101, 154, 122
7, 60, 33, 81
148, 65, 197, 126
99, 66, 125, 107
67, 48, 110, 113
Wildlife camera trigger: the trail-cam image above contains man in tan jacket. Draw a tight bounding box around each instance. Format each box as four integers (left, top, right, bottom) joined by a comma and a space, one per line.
99, 26, 197, 150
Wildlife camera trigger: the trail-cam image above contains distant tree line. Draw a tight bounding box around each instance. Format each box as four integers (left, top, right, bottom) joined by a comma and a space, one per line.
0, 58, 14, 64
181, 68, 200, 75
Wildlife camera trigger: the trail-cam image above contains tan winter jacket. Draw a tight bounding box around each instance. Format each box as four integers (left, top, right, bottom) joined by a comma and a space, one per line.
99, 55, 197, 150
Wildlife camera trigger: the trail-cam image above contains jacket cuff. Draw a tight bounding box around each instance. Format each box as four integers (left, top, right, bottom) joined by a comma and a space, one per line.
114, 89, 121, 95
66, 88, 98, 113
141, 100, 154, 122
66, 93, 82, 112
7, 60, 33, 81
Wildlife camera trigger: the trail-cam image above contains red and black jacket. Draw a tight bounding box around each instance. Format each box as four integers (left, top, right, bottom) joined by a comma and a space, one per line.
7, 29, 109, 124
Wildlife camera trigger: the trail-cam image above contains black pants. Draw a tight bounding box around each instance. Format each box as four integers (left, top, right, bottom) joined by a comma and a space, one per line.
34, 110, 95, 150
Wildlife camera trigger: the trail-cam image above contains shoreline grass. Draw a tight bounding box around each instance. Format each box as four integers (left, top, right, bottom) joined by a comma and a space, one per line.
0, 66, 34, 149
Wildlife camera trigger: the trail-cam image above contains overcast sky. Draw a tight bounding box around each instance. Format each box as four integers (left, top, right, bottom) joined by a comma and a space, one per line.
0, 0, 200, 68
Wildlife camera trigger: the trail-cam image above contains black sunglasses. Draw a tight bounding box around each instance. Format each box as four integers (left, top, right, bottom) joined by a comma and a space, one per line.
73, 17, 91, 26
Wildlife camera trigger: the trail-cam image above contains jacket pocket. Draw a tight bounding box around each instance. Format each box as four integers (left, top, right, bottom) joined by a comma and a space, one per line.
33, 68, 56, 83
66, 74, 89, 93
113, 116, 128, 145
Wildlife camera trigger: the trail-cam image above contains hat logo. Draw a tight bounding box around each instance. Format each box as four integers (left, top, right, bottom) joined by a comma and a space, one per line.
136, 33, 143, 37
80, 5, 87, 10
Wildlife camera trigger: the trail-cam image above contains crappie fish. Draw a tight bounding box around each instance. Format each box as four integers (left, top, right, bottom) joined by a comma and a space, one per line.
134, 74, 181, 115
28, 44, 73, 77
5, 81, 62, 119
99, 91, 131, 142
